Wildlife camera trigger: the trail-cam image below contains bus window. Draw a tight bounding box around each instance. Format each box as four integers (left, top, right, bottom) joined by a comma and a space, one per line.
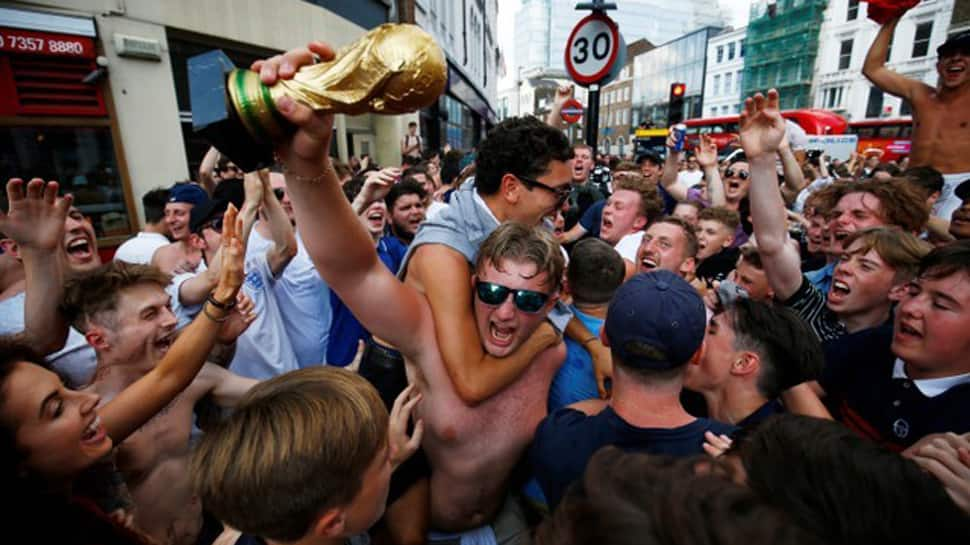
878, 125, 901, 138
855, 127, 876, 138
900, 124, 912, 138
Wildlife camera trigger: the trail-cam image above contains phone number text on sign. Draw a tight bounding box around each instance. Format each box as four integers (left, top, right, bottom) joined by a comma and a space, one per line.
0, 28, 93, 58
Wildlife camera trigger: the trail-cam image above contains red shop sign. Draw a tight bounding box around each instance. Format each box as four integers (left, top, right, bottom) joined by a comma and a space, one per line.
0, 27, 95, 59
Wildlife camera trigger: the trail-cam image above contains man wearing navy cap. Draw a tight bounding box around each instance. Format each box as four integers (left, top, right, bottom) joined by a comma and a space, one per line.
152, 182, 209, 275
530, 270, 737, 509
865, 13, 970, 221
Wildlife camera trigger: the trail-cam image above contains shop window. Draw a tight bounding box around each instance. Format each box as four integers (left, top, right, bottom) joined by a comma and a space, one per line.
1, 125, 131, 238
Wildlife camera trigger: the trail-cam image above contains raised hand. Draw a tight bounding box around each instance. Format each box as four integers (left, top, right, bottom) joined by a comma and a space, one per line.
251, 42, 337, 170
361, 168, 400, 203
217, 291, 257, 344
552, 84, 574, 107
0, 178, 72, 252
213, 204, 245, 303
388, 383, 424, 470
739, 89, 786, 160
695, 134, 719, 168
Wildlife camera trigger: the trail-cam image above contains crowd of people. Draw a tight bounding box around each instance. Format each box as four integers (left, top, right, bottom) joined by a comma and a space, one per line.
2, 11, 970, 545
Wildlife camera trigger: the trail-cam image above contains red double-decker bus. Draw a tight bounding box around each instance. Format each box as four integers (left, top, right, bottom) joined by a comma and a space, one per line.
846, 118, 913, 162
681, 109, 849, 151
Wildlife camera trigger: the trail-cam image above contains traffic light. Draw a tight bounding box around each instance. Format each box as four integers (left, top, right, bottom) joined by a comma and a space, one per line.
668, 82, 687, 125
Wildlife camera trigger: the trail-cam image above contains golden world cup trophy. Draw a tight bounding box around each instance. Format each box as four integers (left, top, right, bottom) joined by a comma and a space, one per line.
188, 24, 447, 171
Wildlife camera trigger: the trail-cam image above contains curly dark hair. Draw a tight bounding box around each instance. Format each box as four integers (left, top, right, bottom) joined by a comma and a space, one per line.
475, 116, 573, 195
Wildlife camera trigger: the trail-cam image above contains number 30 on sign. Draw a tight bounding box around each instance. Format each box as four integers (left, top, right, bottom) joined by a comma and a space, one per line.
564, 13, 621, 86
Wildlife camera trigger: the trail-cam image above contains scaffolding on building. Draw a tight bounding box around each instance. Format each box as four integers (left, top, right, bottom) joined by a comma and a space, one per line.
741, 0, 828, 110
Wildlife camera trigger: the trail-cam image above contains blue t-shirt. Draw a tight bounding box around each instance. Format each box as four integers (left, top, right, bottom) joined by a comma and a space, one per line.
737, 399, 785, 429
326, 236, 407, 365
805, 262, 835, 296
531, 406, 737, 509
548, 308, 603, 410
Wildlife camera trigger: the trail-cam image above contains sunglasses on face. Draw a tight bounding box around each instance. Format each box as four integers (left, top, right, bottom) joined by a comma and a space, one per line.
220, 165, 240, 173
515, 174, 572, 206
724, 168, 750, 180
475, 281, 550, 313
204, 216, 224, 232
273, 188, 285, 200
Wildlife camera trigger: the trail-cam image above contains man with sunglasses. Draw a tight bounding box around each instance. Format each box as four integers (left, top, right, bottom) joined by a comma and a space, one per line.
255, 43, 572, 543
865, 15, 970, 221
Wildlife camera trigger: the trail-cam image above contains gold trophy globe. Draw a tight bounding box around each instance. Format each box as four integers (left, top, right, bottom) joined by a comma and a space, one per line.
188, 24, 447, 171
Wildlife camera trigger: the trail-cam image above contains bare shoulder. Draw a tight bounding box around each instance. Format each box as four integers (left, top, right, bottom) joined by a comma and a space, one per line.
406, 243, 470, 288
567, 398, 608, 416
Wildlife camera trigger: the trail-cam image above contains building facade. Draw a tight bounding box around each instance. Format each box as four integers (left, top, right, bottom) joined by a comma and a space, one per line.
813, 0, 955, 120
742, 0, 827, 110
498, 0, 724, 123
412, 0, 499, 151
702, 26, 746, 118
0, 0, 406, 251
632, 26, 723, 128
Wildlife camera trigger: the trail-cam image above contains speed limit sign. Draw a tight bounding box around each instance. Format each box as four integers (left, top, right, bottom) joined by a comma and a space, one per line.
564, 12, 621, 86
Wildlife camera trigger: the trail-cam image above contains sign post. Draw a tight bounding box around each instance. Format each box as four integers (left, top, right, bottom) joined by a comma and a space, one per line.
565, 2, 622, 154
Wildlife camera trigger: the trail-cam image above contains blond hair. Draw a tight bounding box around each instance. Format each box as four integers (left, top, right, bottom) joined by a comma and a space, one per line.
60, 261, 172, 331
842, 227, 931, 283
476, 222, 565, 291
191, 367, 388, 542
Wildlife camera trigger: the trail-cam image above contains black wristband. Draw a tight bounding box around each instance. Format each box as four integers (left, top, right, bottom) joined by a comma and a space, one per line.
206, 292, 236, 311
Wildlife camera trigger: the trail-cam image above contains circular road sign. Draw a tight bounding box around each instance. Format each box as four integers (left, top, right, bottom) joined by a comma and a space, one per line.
560, 98, 584, 124
564, 12, 621, 86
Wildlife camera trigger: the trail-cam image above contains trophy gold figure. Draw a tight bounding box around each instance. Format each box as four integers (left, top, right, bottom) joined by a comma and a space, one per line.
189, 23, 447, 171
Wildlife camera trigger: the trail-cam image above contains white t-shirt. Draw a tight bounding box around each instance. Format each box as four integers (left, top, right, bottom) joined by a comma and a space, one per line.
614, 231, 645, 263
228, 244, 299, 380
113, 231, 170, 265
166, 261, 206, 330
426, 200, 449, 221
250, 230, 331, 366
0, 292, 97, 387
677, 170, 704, 187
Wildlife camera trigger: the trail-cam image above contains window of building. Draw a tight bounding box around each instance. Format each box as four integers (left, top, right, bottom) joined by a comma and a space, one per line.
913, 22, 933, 58
624, 87, 630, 101
823, 86, 844, 109
713, 74, 721, 95
847, 0, 859, 21
736, 70, 743, 92
900, 99, 913, 116
721, 105, 730, 115
710, 107, 718, 117
1, 126, 130, 239
839, 39, 853, 70
728, 42, 735, 60
740, 40, 745, 57
724, 73, 733, 95
866, 86, 884, 118
716, 45, 724, 63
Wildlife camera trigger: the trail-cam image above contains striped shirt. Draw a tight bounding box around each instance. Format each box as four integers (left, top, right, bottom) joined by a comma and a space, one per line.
782, 276, 847, 342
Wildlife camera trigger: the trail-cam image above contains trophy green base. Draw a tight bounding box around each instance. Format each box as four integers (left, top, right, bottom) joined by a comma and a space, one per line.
188, 50, 282, 172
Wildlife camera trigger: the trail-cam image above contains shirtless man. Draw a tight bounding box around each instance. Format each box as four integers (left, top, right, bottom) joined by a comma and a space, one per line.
152, 183, 209, 275
864, 21, 970, 219
61, 208, 257, 545
258, 43, 569, 540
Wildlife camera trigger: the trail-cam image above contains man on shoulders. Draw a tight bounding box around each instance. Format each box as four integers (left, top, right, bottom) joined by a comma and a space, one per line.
152, 183, 209, 275
864, 19, 970, 219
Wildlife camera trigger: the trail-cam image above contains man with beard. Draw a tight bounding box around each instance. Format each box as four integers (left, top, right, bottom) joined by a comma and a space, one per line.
0, 178, 102, 386
865, 18, 970, 220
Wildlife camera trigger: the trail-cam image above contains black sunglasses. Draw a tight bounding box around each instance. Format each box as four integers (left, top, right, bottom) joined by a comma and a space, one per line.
273, 188, 285, 200
203, 215, 224, 232
724, 168, 750, 180
516, 174, 571, 205
475, 281, 549, 313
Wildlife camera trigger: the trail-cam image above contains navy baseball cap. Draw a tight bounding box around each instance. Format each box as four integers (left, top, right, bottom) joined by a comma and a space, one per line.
938, 31, 970, 58
636, 151, 663, 166
190, 198, 228, 234
956, 179, 970, 201
604, 270, 706, 370
168, 183, 209, 207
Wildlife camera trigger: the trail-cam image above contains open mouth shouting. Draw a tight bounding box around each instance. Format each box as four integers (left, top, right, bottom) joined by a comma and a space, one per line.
154, 330, 176, 356
639, 252, 660, 273
828, 278, 852, 305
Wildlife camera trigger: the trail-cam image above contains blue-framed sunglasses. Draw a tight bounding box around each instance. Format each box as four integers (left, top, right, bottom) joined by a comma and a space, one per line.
475, 281, 550, 313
